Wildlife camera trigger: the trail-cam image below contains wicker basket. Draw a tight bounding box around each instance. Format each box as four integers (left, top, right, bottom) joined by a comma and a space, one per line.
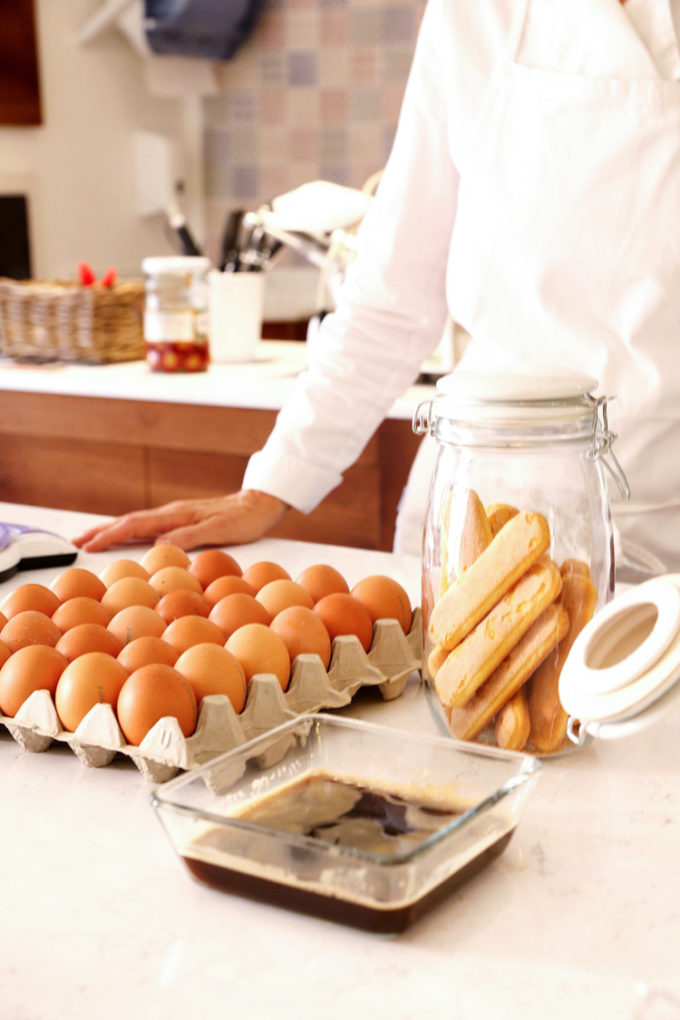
0, 277, 146, 364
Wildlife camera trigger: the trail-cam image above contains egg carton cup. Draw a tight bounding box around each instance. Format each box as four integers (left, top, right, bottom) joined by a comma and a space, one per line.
0, 610, 422, 782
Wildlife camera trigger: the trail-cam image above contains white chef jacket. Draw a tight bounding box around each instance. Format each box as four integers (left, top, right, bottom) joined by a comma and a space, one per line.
244, 0, 680, 573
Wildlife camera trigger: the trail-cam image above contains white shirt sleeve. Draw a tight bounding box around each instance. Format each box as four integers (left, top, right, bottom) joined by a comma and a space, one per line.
243, 0, 459, 513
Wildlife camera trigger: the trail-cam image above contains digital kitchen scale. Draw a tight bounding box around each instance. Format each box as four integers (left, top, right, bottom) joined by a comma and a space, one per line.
0, 523, 78, 583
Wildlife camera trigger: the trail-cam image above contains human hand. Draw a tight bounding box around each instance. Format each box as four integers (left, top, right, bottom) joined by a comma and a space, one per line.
72, 490, 289, 552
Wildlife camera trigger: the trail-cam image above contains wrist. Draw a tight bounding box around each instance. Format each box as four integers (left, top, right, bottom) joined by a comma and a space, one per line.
241, 489, 290, 516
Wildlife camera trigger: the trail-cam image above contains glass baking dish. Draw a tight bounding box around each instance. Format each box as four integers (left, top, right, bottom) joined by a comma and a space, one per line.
150, 714, 541, 933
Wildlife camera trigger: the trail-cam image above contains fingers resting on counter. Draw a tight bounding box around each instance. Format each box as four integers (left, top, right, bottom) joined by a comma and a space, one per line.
72, 491, 290, 552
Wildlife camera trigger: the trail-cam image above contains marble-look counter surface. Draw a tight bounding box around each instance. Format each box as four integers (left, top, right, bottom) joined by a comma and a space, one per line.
0, 340, 435, 421
1, 503, 679, 1020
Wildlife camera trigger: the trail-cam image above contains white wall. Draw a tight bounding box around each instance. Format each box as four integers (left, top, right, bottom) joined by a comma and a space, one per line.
0, 0, 186, 279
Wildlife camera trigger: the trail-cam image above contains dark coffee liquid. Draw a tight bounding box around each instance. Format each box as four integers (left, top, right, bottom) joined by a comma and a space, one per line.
181, 772, 515, 932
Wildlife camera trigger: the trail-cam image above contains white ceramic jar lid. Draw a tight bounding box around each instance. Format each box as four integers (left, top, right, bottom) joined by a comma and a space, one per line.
431, 371, 600, 425
560, 574, 680, 741
435, 370, 598, 402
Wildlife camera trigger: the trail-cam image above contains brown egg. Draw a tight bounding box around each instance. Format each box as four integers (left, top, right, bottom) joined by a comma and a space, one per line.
270, 606, 332, 669
101, 577, 159, 613
162, 615, 226, 654
99, 559, 149, 587
351, 575, 413, 633
0, 639, 10, 669
1, 611, 62, 653
50, 567, 106, 603
55, 623, 124, 662
295, 564, 350, 603
175, 643, 247, 712
1, 583, 61, 619
0, 645, 68, 717
141, 543, 190, 574
256, 579, 314, 618
155, 589, 210, 625
226, 623, 291, 691
54, 652, 129, 732
117, 635, 179, 672
108, 605, 167, 645
313, 593, 374, 652
241, 560, 291, 592
149, 566, 203, 597
208, 593, 271, 637
116, 663, 197, 745
52, 596, 113, 632
203, 575, 256, 607
0, 611, 7, 631
189, 549, 242, 588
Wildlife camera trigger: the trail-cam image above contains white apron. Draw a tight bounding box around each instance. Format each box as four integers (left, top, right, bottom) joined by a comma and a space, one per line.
398, 0, 680, 578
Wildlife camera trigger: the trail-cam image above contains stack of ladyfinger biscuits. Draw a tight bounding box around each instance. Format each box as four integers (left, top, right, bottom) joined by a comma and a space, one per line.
427, 490, 597, 753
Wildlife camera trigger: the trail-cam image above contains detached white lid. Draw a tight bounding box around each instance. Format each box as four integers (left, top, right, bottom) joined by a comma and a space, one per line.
560, 574, 680, 742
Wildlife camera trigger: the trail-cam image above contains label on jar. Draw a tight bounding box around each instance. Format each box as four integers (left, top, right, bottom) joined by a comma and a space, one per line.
144, 309, 196, 344
195, 310, 210, 339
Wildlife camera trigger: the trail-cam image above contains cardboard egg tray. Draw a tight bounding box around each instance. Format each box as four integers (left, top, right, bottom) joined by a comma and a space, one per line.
0, 609, 422, 782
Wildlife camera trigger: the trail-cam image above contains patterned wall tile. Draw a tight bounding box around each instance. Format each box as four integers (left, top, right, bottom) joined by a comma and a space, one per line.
320, 87, 348, 122
230, 164, 260, 200
382, 45, 415, 81
259, 127, 291, 161
286, 9, 322, 45
349, 47, 380, 85
382, 5, 418, 42
289, 126, 319, 161
288, 50, 318, 85
317, 48, 351, 87
320, 9, 348, 44
349, 87, 380, 121
259, 51, 287, 86
203, 0, 425, 260
319, 124, 349, 161
349, 8, 383, 44
260, 88, 288, 123
258, 11, 286, 47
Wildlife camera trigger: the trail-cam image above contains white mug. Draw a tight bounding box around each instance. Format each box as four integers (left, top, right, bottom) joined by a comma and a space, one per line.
208, 269, 265, 363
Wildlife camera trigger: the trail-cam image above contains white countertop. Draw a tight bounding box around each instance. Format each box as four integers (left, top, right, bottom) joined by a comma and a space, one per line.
0, 341, 435, 422
2, 503, 679, 1020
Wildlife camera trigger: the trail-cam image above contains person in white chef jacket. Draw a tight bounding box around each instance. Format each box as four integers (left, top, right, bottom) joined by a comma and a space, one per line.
76, 0, 680, 578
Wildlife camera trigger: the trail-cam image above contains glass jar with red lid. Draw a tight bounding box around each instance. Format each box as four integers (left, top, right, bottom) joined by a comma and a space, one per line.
142, 255, 210, 373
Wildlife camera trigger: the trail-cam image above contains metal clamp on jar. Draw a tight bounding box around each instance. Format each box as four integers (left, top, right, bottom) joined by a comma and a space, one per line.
413, 371, 630, 757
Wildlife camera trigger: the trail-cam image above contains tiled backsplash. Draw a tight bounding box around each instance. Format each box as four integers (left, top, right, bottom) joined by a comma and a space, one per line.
203, 0, 425, 259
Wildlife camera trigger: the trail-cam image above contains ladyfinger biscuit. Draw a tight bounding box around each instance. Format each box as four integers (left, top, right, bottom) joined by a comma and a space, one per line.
560, 559, 591, 579
434, 557, 563, 710
447, 601, 569, 741
486, 504, 519, 537
439, 488, 493, 597
428, 511, 552, 651
448, 487, 493, 578
430, 491, 492, 677
495, 688, 532, 752
427, 642, 449, 677
528, 567, 598, 753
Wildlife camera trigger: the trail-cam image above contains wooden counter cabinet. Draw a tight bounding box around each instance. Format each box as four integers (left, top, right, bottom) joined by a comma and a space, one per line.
0, 389, 422, 551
